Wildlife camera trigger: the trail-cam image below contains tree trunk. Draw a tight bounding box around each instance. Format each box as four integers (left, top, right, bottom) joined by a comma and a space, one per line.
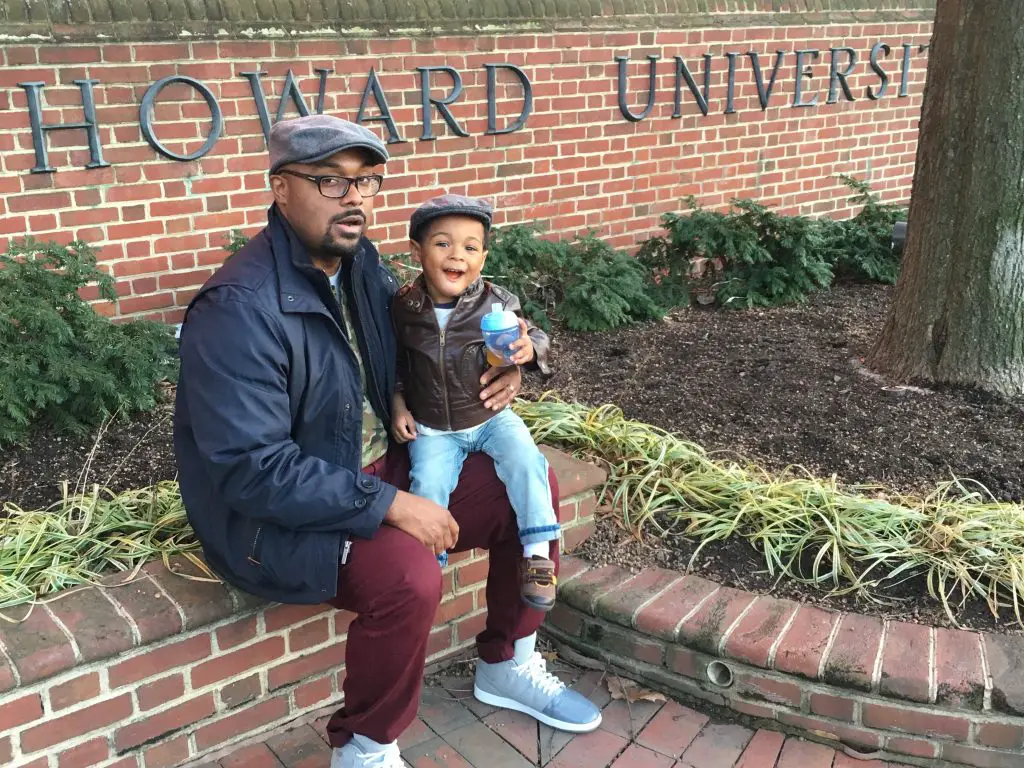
867, 0, 1024, 397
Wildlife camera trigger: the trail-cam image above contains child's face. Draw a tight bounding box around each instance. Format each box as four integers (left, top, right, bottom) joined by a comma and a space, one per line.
412, 215, 488, 303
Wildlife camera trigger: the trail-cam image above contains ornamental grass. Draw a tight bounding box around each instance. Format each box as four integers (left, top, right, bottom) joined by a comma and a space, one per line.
515, 395, 1024, 626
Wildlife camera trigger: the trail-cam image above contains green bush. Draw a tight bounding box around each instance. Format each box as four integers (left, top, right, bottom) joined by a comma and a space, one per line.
823, 175, 906, 284
0, 239, 178, 447
485, 224, 662, 331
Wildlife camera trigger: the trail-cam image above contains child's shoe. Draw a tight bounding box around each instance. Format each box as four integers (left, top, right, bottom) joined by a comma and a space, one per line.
520, 555, 556, 611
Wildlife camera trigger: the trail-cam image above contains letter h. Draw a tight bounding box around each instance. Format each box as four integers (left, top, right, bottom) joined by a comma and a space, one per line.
19, 80, 109, 173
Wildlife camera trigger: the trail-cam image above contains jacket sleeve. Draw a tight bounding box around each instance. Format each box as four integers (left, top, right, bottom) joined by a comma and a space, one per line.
503, 292, 552, 376
178, 291, 396, 538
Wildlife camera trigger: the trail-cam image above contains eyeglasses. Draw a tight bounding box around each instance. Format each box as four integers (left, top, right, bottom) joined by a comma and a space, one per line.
277, 170, 384, 199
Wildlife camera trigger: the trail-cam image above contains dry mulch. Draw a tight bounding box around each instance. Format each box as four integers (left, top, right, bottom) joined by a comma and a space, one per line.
3, 283, 1022, 632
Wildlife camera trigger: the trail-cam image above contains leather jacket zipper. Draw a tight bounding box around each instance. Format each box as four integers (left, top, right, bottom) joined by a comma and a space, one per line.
437, 320, 452, 430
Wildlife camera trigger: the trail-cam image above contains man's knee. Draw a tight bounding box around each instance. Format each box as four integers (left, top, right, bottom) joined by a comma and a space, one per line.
392, 548, 444, 621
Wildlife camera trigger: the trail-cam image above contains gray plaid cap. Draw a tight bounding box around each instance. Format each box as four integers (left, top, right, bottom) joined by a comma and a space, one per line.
269, 115, 389, 174
410, 194, 494, 242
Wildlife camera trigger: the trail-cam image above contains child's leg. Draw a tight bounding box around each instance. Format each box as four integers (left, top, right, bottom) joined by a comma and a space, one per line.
476, 409, 561, 552
407, 431, 469, 565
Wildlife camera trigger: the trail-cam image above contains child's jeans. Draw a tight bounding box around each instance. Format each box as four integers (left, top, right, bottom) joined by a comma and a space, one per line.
408, 408, 561, 566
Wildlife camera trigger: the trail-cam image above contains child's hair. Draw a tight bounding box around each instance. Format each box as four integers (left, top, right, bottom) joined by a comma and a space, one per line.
409, 193, 493, 244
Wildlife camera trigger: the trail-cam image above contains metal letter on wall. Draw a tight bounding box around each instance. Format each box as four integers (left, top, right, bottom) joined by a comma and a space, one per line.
356, 68, 405, 144
867, 42, 892, 100
725, 52, 740, 114
899, 43, 915, 97
240, 68, 332, 143
747, 51, 786, 110
418, 66, 470, 141
673, 55, 712, 118
792, 49, 821, 108
140, 76, 223, 162
827, 47, 858, 104
18, 79, 109, 173
484, 64, 533, 135
616, 56, 659, 122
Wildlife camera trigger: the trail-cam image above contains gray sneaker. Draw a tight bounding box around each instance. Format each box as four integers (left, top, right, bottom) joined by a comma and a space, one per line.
474, 652, 602, 732
331, 740, 404, 768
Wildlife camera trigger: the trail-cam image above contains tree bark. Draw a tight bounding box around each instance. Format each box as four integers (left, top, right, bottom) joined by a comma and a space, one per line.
868, 0, 1024, 397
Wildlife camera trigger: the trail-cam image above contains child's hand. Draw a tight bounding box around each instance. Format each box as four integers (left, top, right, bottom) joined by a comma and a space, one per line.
391, 394, 418, 443
508, 318, 535, 365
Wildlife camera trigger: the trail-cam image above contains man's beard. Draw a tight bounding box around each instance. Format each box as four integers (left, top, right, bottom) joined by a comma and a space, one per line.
319, 210, 366, 258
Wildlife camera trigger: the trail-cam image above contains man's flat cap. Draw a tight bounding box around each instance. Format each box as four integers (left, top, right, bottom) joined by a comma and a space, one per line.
269, 115, 389, 174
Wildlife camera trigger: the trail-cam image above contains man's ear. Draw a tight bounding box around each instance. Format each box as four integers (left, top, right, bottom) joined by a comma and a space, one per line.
269, 173, 288, 205
409, 240, 422, 264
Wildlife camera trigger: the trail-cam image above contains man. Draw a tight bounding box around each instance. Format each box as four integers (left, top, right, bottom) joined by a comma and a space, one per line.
173, 115, 601, 768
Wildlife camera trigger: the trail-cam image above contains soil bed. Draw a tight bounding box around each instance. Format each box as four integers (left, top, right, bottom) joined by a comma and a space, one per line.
3, 283, 1021, 631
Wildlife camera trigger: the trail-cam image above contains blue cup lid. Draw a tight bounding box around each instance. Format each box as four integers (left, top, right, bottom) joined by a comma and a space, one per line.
481, 302, 519, 332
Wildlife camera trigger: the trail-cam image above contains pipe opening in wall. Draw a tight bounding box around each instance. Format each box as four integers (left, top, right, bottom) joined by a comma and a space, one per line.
706, 660, 734, 688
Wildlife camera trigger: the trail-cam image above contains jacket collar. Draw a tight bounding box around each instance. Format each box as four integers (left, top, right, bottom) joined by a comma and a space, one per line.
402, 273, 485, 311
268, 204, 371, 316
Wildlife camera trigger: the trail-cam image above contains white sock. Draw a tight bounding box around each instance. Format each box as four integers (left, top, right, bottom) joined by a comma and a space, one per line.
351, 733, 395, 754
513, 633, 537, 665
523, 541, 548, 559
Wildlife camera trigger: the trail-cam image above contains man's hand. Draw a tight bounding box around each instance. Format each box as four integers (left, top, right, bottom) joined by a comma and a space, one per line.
391, 392, 417, 444
480, 364, 522, 412
384, 491, 459, 555
507, 317, 535, 366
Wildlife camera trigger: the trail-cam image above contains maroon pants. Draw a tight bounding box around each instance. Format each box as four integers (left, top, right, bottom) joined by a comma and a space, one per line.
324, 443, 560, 747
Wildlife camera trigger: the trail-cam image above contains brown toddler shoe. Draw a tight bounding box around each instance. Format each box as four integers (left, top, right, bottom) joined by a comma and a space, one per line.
521, 555, 557, 611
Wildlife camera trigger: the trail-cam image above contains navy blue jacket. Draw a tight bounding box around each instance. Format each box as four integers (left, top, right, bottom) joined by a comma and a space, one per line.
173, 206, 400, 604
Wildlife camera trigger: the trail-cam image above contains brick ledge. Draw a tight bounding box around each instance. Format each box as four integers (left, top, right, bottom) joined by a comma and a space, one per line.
545, 556, 1024, 768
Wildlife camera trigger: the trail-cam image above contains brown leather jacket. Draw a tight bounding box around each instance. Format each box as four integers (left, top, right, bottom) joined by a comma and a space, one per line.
391, 276, 551, 431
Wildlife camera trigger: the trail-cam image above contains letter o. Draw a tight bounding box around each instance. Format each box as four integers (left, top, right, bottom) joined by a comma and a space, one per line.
140, 75, 223, 162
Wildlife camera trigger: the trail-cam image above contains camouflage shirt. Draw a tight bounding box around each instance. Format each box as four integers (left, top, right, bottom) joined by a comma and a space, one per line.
329, 270, 389, 468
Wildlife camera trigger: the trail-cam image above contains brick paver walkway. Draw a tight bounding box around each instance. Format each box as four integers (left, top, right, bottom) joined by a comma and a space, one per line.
199, 666, 911, 768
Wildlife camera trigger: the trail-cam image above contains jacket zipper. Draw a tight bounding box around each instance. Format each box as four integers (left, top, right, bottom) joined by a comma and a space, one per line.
340, 539, 352, 565
430, 295, 460, 431
247, 526, 262, 565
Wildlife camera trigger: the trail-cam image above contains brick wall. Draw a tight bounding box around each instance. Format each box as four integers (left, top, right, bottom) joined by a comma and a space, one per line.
548, 558, 1024, 768
0, 448, 603, 768
0, 3, 933, 322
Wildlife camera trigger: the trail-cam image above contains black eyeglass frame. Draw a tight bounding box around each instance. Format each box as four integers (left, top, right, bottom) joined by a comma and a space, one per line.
276, 169, 385, 199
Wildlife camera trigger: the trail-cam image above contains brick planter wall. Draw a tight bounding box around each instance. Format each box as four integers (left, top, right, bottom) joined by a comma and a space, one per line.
0, 1, 934, 321
0, 447, 603, 768
546, 558, 1024, 768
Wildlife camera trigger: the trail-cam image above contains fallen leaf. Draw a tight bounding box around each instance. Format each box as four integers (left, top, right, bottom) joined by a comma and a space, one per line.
606, 677, 667, 704
541, 651, 558, 662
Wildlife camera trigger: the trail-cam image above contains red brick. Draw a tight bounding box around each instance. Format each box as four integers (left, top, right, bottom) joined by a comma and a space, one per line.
861, 701, 970, 740
7, 191, 72, 213
138, 673, 186, 711
142, 734, 192, 768
114, 693, 216, 751
934, 628, 985, 709
733, 671, 802, 708
49, 672, 101, 711
57, 737, 110, 768
142, 557, 235, 630
773, 605, 839, 680
809, 692, 855, 721
294, 675, 335, 709
547, 726, 628, 767
542, 445, 606, 498
0, 737, 11, 765
268, 642, 346, 690
777, 712, 882, 751
636, 700, 708, 758
941, 742, 1024, 768
977, 722, 1024, 751
101, 574, 183, 645
885, 735, 938, 758
0, 607, 77, 685
455, 557, 489, 589
633, 574, 719, 641
678, 586, 757, 655
723, 596, 798, 669
593, 568, 683, 628
289, 616, 331, 652
735, 728, 786, 767
456, 611, 488, 642
194, 695, 290, 751
109, 634, 211, 688
221, 673, 262, 708
879, 621, 931, 703
191, 636, 285, 688
264, 602, 332, 632
822, 613, 883, 692
559, 563, 633, 613
679, 722, 755, 766
561, 518, 596, 552
0, 692, 43, 730
21, 694, 133, 752
984, 633, 1024, 716
215, 615, 258, 651
593, 622, 665, 666
48, 587, 135, 663
775, 738, 834, 768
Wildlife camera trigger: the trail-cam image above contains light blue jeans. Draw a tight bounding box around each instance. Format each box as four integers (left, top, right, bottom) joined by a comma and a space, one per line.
408, 408, 561, 566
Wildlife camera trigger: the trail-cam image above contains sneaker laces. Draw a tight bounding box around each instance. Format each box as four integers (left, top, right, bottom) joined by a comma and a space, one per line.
516, 652, 567, 698
361, 743, 404, 768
